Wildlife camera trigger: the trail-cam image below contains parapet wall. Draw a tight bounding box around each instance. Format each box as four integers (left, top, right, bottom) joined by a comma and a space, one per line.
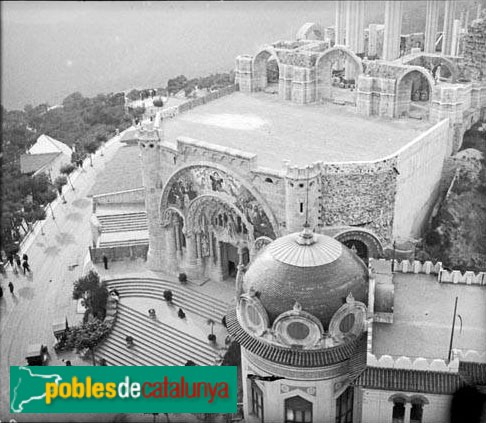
92, 188, 145, 212
438, 268, 486, 285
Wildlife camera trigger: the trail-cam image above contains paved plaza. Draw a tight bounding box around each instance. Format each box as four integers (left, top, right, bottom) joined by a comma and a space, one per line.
0, 132, 232, 422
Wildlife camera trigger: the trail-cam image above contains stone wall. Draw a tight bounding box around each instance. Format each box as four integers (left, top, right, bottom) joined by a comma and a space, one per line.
463, 11, 486, 82
92, 188, 145, 211
320, 160, 397, 245
393, 119, 450, 239
89, 244, 149, 263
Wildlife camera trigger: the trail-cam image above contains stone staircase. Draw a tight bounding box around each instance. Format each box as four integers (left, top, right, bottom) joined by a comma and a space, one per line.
104, 277, 230, 323
96, 303, 222, 366
97, 212, 148, 233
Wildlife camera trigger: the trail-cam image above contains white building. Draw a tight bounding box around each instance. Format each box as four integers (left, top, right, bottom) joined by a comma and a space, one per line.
20, 134, 73, 181
227, 227, 486, 423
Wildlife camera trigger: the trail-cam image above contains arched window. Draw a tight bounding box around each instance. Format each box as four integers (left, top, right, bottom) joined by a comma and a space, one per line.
410, 399, 425, 423
392, 398, 405, 423
251, 380, 264, 422
335, 386, 354, 423
285, 396, 313, 423
265, 177, 274, 183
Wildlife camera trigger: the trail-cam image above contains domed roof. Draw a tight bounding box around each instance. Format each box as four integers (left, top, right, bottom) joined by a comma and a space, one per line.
243, 228, 368, 327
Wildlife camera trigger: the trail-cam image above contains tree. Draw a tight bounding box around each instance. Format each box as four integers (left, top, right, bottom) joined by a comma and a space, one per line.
60, 163, 76, 190
84, 141, 98, 166
73, 270, 109, 320
126, 89, 141, 102
167, 75, 188, 96
54, 176, 68, 203
152, 97, 164, 108
63, 316, 111, 366
163, 290, 173, 303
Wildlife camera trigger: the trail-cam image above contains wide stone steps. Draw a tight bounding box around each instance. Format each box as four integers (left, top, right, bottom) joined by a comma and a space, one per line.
105, 278, 229, 322
97, 212, 148, 233
96, 303, 220, 366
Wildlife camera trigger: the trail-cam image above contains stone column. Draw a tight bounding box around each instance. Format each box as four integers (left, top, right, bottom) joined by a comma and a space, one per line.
383, 0, 403, 61
184, 234, 198, 279
335, 0, 346, 45
165, 225, 178, 273
196, 232, 203, 265
404, 403, 412, 423
424, 1, 440, 53
442, 0, 457, 55
451, 18, 462, 56
174, 222, 182, 260
345, 1, 365, 54
368, 24, 378, 57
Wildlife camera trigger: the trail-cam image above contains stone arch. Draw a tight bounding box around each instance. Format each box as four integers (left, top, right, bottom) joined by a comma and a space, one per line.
334, 228, 384, 259
186, 194, 252, 243
431, 58, 458, 83
161, 206, 185, 227
253, 48, 281, 92
296, 23, 324, 41
404, 54, 460, 83
410, 395, 429, 405
388, 393, 409, 403
395, 67, 435, 119
160, 162, 280, 239
315, 46, 363, 102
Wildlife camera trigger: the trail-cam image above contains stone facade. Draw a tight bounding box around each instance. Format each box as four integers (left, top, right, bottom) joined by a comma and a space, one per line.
358, 388, 451, 423
463, 10, 486, 82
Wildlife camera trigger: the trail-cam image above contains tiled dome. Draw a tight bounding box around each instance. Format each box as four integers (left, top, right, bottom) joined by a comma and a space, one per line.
243, 228, 369, 328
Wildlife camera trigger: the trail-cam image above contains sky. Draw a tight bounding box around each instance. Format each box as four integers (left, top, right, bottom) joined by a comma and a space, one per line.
1, 0, 482, 110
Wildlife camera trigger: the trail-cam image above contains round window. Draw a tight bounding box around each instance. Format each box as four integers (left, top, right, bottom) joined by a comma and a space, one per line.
339, 313, 355, 333
286, 321, 310, 340
246, 303, 261, 327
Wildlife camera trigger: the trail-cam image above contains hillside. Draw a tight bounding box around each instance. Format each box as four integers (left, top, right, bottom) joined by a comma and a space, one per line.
419, 124, 486, 271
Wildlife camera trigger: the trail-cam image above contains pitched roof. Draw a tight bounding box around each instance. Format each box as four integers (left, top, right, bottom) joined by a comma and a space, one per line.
28, 134, 72, 156
354, 367, 465, 394
354, 362, 486, 395
226, 307, 365, 368
20, 152, 61, 174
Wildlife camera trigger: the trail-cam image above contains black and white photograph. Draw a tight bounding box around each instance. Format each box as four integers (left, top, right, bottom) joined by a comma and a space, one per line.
1, 1, 486, 422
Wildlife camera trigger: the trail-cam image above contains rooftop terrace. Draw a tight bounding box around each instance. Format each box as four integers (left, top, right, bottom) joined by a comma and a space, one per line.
163, 92, 432, 168
372, 273, 486, 361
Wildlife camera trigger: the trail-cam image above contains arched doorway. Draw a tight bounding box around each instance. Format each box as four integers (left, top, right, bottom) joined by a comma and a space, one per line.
343, 239, 369, 264
161, 164, 278, 280
396, 69, 434, 119
253, 49, 280, 93
334, 228, 384, 262
316, 46, 363, 104
432, 63, 453, 82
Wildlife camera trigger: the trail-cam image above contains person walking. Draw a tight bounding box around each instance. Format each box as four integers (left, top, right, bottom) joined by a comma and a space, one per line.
178, 308, 186, 319
8, 281, 14, 294
22, 253, 28, 262
7, 254, 14, 268
14, 254, 21, 272
103, 255, 108, 270
22, 260, 31, 275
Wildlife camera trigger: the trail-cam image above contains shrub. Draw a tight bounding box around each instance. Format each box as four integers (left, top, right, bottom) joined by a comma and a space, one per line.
163, 289, 173, 303
208, 334, 216, 343
178, 272, 187, 283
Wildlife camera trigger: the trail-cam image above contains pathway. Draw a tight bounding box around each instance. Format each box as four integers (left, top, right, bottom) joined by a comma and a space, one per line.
0, 130, 232, 422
